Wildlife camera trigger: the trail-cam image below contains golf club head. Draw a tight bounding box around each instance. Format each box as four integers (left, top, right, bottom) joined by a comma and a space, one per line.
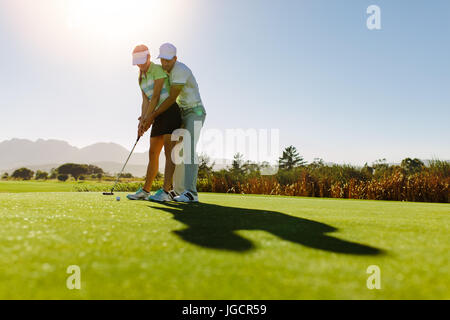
102, 192, 114, 195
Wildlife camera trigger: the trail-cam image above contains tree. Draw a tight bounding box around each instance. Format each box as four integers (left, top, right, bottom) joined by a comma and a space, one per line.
278, 146, 306, 170
57, 163, 89, 180
86, 165, 104, 175
57, 174, 69, 182
242, 161, 260, 175
198, 154, 215, 179
1, 172, 8, 180
49, 168, 58, 179
401, 158, 424, 175
92, 173, 103, 180
308, 158, 325, 170
35, 170, 48, 180
11, 168, 34, 180
230, 153, 245, 175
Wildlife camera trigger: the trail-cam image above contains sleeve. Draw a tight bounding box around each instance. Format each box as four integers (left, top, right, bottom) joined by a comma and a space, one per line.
170, 65, 189, 86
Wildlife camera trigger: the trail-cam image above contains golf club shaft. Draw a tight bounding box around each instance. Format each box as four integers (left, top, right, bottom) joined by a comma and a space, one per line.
111, 136, 140, 192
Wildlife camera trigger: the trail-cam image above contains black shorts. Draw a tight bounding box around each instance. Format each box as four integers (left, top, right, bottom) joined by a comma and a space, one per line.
150, 103, 182, 137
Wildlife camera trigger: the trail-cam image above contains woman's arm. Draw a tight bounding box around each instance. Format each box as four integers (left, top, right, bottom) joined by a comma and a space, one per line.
141, 78, 165, 129
138, 90, 150, 137
140, 90, 149, 120
142, 85, 183, 132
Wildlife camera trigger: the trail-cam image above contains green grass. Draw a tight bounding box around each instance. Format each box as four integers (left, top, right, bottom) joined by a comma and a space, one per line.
0, 183, 449, 299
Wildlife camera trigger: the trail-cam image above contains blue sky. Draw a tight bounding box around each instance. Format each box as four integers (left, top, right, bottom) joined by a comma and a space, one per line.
0, 0, 449, 166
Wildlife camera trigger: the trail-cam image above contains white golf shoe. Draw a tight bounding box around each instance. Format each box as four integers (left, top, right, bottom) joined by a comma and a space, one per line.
173, 191, 199, 203
126, 187, 150, 200
168, 190, 179, 200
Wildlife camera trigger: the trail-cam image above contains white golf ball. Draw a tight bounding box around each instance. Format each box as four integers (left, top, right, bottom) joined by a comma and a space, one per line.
116, 196, 120, 201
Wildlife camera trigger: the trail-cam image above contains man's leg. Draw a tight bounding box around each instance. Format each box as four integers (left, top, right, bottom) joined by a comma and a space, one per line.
182, 111, 205, 196
173, 158, 185, 195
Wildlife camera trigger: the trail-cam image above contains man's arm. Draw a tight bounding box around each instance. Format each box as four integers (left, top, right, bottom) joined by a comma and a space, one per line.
152, 84, 183, 118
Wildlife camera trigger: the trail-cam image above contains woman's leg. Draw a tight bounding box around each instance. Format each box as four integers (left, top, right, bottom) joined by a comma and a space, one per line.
162, 133, 178, 192
143, 136, 164, 192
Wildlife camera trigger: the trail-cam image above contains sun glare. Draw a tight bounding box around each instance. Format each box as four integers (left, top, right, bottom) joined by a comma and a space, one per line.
2, 0, 187, 65
65, 0, 167, 39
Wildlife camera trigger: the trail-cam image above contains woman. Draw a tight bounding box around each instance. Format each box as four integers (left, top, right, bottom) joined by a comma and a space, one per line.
127, 45, 181, 202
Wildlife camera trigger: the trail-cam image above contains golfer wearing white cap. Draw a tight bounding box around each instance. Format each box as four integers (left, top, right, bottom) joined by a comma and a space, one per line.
145, 43, 206, 203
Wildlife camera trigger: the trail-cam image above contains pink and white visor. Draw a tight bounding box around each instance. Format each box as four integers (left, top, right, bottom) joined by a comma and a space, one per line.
132, 50, 149, 65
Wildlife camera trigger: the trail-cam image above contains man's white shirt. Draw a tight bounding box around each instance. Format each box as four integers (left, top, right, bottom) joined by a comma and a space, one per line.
169, 61, 203, 110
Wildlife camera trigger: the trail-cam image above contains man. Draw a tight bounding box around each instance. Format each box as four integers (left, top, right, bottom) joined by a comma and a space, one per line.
144, 43, 206, 203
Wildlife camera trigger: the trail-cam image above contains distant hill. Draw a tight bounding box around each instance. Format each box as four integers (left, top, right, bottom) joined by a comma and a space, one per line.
0, 138, 230, 176
0, 138, 150, 176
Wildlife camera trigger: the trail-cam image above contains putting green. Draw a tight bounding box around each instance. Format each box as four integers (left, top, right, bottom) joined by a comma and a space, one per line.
0, 192, 448, 299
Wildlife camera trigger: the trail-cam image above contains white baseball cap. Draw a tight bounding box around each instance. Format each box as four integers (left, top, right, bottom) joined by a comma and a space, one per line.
157, 43, 177, 60
132, 50, 149, 65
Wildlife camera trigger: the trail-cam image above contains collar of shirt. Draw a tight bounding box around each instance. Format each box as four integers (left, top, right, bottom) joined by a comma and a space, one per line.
142, 62, 154, 80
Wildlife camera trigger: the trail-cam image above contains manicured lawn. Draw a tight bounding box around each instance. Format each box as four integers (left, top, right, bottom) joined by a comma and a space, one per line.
0, 187, 448, 299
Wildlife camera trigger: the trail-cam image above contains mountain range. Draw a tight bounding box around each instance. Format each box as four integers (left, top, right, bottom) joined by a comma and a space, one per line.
0, 138, 230, 176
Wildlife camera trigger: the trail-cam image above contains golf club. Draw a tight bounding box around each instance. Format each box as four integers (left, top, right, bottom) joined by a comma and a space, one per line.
103, 135, 141, 195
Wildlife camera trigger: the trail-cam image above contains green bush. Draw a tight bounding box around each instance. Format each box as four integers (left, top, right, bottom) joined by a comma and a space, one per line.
12, 168, 34, 180
35, 170, 48, 180
57, 174, 69, 182
49, 168, 58, 179
120, 173, 133, 178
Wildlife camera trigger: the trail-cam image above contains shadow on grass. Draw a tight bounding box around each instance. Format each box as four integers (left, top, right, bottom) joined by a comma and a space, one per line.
148, 202, 383, 255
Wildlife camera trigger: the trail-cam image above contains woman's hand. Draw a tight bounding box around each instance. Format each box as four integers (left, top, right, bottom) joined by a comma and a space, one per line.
138, 121, 145, 138
137, 114, 155, 137
141, 113, 155, 132
137, 116, 143, 137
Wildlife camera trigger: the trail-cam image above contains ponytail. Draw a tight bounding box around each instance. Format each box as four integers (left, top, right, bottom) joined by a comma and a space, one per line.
138, 69, 143, 85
